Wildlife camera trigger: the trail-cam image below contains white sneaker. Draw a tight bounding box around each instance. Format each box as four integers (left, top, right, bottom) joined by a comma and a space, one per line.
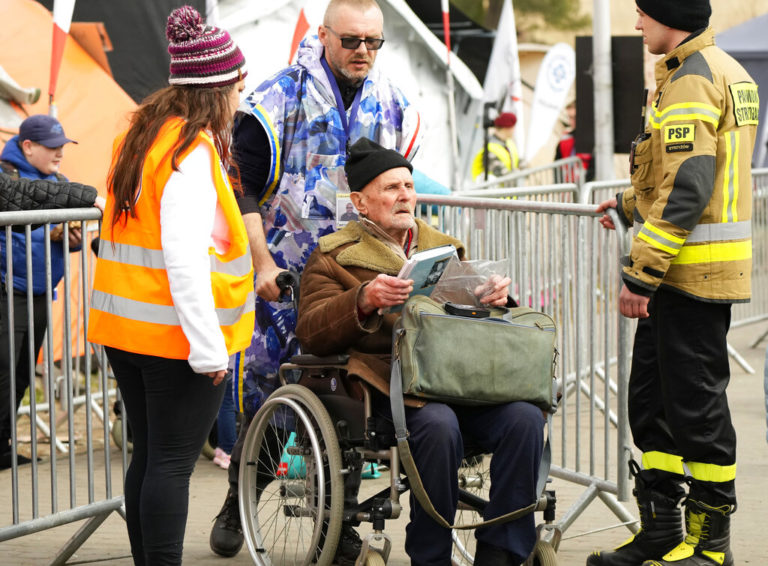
213, 447, 231, 470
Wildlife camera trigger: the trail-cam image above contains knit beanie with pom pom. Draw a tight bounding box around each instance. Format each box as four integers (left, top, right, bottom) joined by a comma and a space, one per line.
166, 5, 247, 87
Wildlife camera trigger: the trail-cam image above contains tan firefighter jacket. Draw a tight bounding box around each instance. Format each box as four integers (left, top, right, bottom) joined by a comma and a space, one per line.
617, 28, 758, 303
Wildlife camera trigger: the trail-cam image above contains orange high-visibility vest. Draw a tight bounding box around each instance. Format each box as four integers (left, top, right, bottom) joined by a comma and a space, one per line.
88, 118, 254, 359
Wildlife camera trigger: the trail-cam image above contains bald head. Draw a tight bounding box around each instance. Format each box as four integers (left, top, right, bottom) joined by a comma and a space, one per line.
319, 0, 384, 84
323, 0, 382, 27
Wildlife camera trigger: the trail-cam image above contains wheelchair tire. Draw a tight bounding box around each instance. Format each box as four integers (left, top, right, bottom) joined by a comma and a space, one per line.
451, 453, 491, 565
201, 421, 217, 460
364, 549, 386, 566
528, 540, 558, 566
239, 384, 344, 566
111, 414, 131, 452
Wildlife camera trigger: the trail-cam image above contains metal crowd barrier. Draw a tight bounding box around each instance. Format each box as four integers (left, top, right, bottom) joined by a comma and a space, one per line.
736, 168, 768, 345
468, 156, 585, 193
415, 194, 636, 547
0, 208, 126, 565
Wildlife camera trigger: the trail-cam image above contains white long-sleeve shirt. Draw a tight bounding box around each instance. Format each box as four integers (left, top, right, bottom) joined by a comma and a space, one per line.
160, 142, 230, 373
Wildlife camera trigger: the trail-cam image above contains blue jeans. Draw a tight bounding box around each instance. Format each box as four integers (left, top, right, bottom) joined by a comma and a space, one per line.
216, 376, 237, 453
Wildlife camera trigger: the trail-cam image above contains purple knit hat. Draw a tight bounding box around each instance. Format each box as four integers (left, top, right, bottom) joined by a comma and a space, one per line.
166, 5, 247, 87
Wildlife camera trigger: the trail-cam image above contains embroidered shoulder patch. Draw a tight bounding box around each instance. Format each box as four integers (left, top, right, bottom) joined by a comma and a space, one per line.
664, 124, 695, 144
729, 82, 759, 126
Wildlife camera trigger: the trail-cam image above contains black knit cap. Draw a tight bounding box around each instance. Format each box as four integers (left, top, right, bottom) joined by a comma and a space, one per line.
345, 138, 413, 192
636, 0, 710, 33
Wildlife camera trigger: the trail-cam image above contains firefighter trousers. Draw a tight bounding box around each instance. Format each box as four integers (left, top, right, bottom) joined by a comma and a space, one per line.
628, 287, 736, 505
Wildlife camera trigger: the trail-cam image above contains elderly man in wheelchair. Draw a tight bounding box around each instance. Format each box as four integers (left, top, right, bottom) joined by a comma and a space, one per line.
237, 138, 551, 566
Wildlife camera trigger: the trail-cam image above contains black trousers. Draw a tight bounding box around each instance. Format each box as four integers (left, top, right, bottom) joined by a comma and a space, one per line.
375, 399, 545, 566
106, 347, 226, 566
628, 287, 736, 504
0, 291, 47, 445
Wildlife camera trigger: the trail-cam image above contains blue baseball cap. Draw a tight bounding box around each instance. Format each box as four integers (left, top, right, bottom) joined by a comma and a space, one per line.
19, 114, 77, 148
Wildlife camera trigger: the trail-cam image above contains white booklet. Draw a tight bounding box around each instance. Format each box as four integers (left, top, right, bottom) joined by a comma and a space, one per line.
387, 244, 457, 313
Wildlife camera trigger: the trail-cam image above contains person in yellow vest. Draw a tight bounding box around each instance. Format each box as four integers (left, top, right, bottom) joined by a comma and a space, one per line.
87, 6, 253, 565
472, 112, 520, 182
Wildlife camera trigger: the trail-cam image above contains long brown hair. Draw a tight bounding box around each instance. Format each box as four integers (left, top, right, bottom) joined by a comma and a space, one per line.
107, 84, 239, 229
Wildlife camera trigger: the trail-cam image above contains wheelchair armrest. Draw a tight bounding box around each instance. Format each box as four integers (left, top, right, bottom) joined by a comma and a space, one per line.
288, 354, 350, 366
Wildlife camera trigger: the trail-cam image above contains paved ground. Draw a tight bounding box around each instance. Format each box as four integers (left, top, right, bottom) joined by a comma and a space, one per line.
2, 322, 767, 565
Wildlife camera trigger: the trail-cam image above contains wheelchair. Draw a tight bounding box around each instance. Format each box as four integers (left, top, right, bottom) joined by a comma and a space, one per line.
237, 353, 559, 566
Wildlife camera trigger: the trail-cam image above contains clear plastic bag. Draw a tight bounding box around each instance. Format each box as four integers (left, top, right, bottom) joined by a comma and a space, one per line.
430, 256, 509, 306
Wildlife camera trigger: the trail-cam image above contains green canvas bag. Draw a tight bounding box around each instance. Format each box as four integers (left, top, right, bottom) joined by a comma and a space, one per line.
392, 294, 557, 410
389, 294, 557, 529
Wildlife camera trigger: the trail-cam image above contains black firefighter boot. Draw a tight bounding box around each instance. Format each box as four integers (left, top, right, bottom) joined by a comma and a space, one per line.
640, 499, 734, 566
586, 463, 685, 566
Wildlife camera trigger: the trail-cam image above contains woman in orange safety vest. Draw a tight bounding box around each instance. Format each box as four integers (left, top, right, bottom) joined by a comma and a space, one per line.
87, 7, 253, 564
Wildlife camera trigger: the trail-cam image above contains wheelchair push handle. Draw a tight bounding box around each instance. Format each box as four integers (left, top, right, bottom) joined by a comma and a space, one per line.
275, 270, 300, 306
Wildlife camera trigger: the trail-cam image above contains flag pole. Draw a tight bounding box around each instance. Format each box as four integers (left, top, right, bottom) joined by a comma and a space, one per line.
441, 0, 462, 191
49, 0, 76, 117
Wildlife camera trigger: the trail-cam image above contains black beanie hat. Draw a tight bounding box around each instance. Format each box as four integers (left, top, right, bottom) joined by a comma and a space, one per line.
635, 0, 711, 33
345, 138, 413, 192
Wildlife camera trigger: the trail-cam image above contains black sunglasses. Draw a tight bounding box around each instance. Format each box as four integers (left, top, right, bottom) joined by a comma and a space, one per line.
325, 26, 385, 50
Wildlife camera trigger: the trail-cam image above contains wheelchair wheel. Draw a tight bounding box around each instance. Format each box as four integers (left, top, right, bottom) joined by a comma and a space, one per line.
111, 413, 131, 452
528, 540, 558, 566
240, 384, 344, 566
201, 421, 217, 460
451, 453, 491, 565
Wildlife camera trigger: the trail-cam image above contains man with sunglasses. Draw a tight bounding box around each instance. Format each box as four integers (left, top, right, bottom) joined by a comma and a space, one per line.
209, 0, 421, 562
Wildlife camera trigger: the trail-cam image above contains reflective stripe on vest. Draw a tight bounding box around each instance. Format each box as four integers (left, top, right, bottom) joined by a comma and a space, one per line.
98, 241, 253, 278
91, 289, 254, 327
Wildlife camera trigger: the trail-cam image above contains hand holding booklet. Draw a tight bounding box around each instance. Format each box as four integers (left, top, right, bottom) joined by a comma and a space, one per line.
385, 244, 457, 313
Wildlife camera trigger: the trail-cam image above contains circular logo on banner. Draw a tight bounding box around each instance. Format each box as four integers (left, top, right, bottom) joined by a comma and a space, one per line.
547, 54, 573, 93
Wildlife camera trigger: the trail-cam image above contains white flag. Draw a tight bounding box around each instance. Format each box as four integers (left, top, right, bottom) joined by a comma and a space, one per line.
525, 42, 575, 162
482, 0, 525, 158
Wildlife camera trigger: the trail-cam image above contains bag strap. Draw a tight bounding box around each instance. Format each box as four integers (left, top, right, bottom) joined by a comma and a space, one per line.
389, 337, 551, 530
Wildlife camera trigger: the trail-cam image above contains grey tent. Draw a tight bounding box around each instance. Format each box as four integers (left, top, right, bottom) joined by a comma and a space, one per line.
718, 14, 768, 167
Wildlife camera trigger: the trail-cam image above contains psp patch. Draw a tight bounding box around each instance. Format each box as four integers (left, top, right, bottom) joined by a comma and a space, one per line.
664, 124, 695, 144
729, 82, 759, 127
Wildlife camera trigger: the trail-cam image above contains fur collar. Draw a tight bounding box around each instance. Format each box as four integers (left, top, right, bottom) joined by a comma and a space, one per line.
318, 218, 464, 275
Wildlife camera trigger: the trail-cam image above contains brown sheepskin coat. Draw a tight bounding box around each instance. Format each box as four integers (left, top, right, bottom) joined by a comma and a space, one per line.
296, 218, 465, 405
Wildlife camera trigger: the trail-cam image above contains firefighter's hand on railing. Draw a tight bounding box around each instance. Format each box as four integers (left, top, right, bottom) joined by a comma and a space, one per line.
94, 196, 106, 212
596, 198, 618, 230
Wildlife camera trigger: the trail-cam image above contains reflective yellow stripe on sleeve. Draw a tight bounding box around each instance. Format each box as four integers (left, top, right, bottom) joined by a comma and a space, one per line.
650, 102, 721, 129
642, 451, 686, 476
637, 222, 686, 255
687, 461, 737, 483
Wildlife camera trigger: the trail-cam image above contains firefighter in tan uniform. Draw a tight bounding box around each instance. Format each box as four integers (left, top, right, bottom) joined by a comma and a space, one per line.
588, 2, 758, 566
